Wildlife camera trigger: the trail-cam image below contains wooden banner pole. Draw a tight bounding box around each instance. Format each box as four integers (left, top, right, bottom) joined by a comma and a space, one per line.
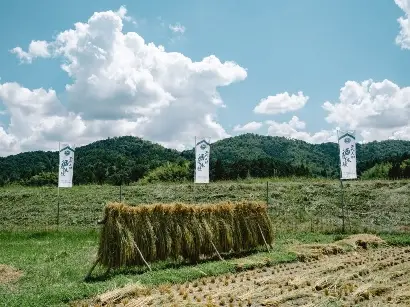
340, 178, 345, 233
266, 181, 269, 206
337, 129, 346, 233
194, 136, 196, 203
57, 142, 60, 228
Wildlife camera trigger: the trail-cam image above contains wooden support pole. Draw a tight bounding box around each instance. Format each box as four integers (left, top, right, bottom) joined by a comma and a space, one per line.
211, 241, 225, 262
134, 242, 152, 271
84, 256, 100, 281
257, 223, 271, 253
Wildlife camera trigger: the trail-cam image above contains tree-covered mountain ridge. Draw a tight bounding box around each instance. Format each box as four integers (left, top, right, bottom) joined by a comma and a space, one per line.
200, 133, 410, 177
1, 133, 410, 185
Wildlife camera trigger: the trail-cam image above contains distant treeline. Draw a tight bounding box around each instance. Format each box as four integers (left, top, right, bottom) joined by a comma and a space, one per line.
361, 153, 410, 180
1, 134, 410, 186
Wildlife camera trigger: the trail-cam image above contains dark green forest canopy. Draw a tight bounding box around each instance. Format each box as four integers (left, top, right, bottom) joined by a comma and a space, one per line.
1, 133, 410, 186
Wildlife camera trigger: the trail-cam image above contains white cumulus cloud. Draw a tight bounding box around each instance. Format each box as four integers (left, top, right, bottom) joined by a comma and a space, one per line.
10, 40, 50, 63
266, 116, 335, 143
233, 121, 263, 132
395, 0, 410, 49
323, 79, 410, 142
254, 91, 309, 115
0, 6, 247, 156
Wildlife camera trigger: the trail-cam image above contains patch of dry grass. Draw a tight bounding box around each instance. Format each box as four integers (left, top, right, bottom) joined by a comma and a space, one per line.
96, 283, 151, 305
0, 264, 23, 284
290, 234, 387, 262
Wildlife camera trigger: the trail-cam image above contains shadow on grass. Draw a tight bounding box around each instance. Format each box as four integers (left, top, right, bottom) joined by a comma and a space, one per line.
84, 231, 380, 282
83, 247, 269, 283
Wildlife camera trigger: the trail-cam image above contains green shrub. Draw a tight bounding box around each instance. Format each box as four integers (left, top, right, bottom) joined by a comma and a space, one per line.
139, 161, 191, 184
24, 172, 58, 186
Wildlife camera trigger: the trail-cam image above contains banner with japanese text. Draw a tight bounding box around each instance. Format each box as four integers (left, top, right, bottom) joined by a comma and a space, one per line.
58, 143, 75, 187
338, 130, 357, 180
195, 138, 210, 183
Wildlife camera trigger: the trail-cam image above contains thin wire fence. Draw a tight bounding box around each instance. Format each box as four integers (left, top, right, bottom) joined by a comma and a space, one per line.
0, 179, 409, 233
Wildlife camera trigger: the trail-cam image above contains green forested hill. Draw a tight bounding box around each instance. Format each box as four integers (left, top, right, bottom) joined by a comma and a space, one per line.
182, 134, 410, 179
1, 133, 410, 186
206, 134, 339, 176
0, 136, 183, 186
181, 134, 338, 178
183, 134, 410, 174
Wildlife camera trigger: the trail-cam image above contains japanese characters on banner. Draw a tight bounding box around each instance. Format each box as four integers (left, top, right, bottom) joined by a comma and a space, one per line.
58, 143, 75, 188
337, 130, 357, 180
195, 138, 210, 183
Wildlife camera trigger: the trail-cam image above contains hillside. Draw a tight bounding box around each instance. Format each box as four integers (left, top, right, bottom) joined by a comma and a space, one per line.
182, 134, 339, 177
0, 136, 183, 186
183, 134, 410, 178
2, 134, 410, 185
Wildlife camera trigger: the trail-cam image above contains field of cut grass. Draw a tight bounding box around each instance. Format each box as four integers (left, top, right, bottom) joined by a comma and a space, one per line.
0, 229, 352, 307
1, 230, 409, 307
101, 239, 410, 306
1, 179, 410, 233
1, 179, 410, 306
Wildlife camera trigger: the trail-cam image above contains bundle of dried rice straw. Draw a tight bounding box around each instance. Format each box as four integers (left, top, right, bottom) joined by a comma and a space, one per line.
97, 201, 274, 268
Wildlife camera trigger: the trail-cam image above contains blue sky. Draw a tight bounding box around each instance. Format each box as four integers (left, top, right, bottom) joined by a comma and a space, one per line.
0, 0, 409, 155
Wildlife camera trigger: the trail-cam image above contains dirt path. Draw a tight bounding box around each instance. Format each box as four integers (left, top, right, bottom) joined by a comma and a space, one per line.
94, 245, 410, 306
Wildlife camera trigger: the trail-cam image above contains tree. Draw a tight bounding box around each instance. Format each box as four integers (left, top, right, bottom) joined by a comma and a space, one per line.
214, 159, 224, 180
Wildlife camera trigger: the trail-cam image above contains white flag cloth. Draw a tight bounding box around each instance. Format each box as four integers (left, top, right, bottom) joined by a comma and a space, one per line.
58, 143, 75, 187
338, 131, 357, 180
195, 138, 210, 183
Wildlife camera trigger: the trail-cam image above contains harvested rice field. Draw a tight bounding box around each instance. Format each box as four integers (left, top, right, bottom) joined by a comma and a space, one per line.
87, 236, 410, 307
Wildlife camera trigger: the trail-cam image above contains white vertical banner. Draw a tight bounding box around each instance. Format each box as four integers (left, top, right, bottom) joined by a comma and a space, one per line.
195, 138, 210, 183
338, 130, 357, 180
58, 143, 75, 188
